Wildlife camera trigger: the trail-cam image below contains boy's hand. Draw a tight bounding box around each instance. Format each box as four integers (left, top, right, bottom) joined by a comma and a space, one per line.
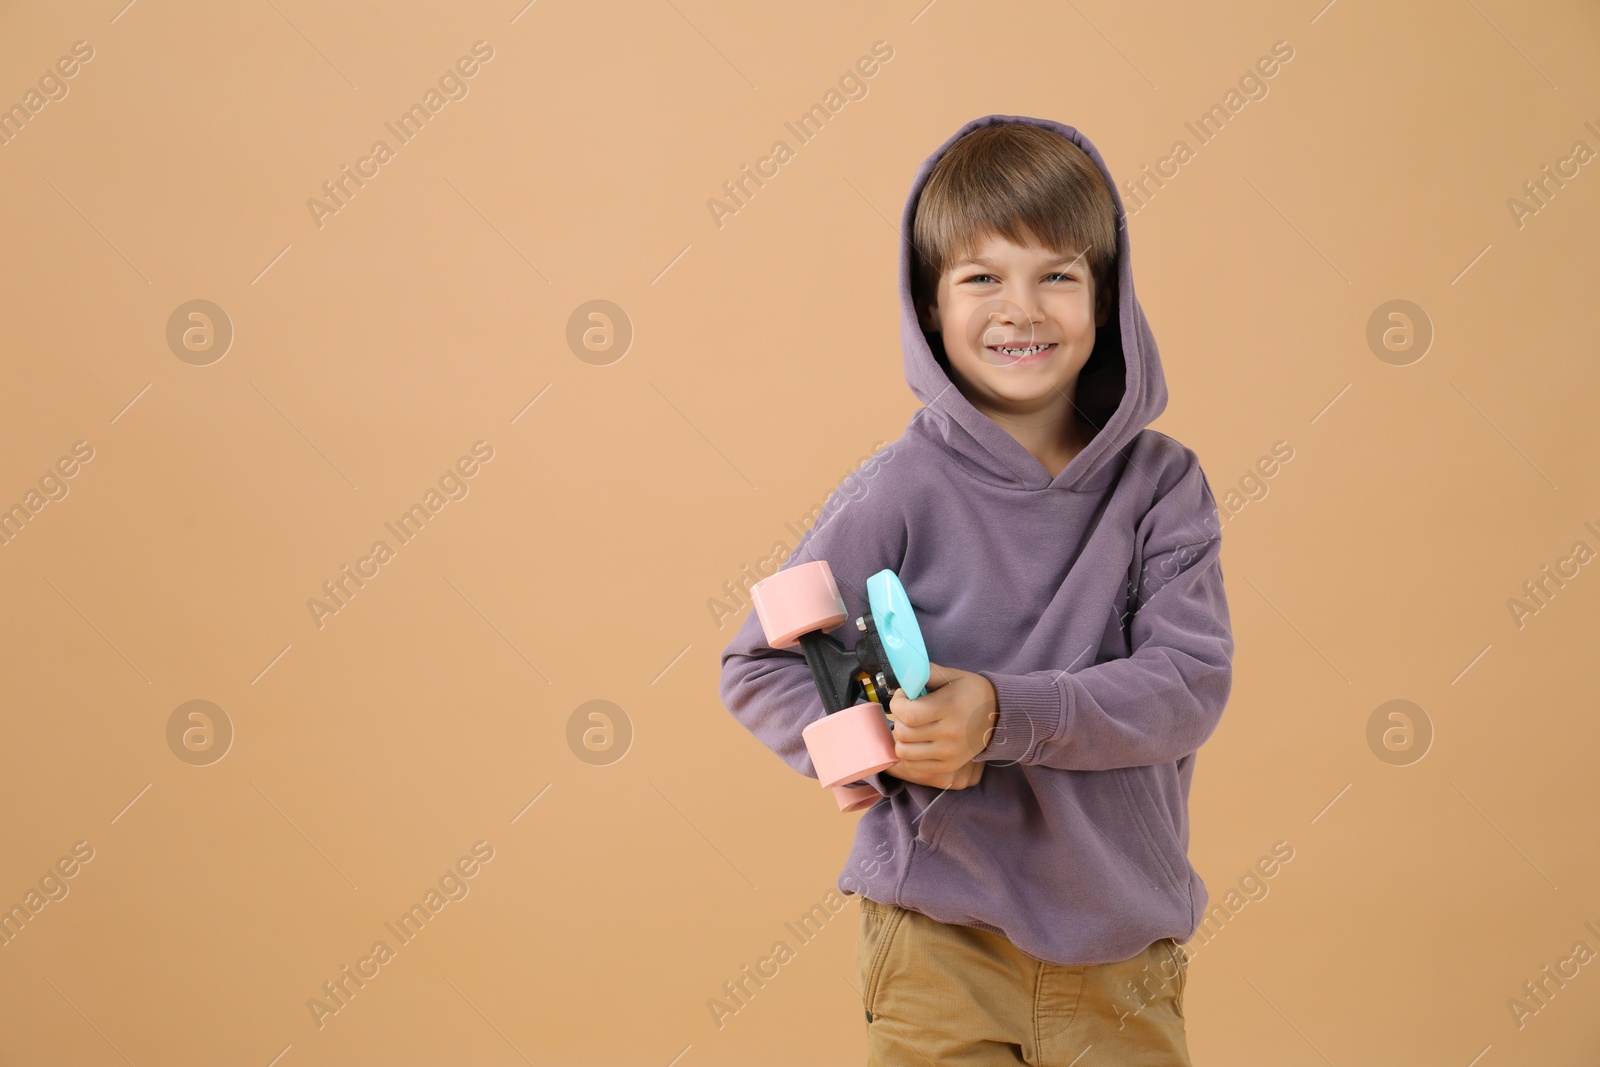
883, 757, 985, 791
881, 662, 998, 789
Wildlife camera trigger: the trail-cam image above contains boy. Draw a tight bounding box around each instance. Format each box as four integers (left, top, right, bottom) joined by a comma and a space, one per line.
719, 114, 1233, 1065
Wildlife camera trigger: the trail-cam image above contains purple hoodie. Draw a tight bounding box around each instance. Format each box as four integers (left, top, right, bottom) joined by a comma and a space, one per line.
718, 114, 1234, 967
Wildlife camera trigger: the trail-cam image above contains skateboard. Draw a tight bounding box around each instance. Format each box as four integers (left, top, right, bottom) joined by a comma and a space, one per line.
750, 560, 931, 813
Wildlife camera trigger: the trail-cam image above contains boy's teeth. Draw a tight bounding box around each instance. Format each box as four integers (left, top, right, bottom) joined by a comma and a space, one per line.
995, 344, 1047, 355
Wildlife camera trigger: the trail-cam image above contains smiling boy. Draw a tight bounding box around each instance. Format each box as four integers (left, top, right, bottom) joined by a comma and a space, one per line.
720, 114, 1234, 1064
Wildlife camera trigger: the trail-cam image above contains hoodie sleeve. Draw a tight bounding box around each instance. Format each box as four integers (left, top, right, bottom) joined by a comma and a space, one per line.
974, 450, 1233, 771
718, 456, 910, 798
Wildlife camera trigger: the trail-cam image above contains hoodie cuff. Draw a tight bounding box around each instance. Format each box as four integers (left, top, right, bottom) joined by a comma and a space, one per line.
975, 671, 1066, 765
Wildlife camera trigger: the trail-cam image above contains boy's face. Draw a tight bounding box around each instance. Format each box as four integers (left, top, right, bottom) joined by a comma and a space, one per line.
918, 228, 1111, 425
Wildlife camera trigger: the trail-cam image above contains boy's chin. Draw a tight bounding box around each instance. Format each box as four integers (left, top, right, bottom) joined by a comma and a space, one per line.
967, 377, 1064, 409
960, 355, 1058, 385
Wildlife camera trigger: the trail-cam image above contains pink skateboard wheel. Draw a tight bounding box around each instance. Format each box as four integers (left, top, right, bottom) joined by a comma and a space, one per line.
751, 560, 848, 648
832, 782, 884, 812
803, 702, 898, 789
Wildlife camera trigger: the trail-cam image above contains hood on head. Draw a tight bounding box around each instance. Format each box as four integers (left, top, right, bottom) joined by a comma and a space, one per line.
899, 114, 1168, 493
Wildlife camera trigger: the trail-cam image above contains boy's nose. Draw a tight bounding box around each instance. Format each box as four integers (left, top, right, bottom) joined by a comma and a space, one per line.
993, 298, 1044, 327
970, 298, 1045, 347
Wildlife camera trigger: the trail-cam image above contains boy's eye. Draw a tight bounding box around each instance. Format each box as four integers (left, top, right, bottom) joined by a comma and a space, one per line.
958, 272, 1076, 284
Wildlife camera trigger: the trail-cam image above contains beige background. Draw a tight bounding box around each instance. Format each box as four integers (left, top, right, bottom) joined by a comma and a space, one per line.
1, 0, 1597, 1063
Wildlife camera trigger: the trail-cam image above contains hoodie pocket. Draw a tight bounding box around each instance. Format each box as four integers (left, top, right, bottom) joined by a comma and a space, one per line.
913, 776, 980, 852
1115, 766, 1188, 900
913, 790, 954, 849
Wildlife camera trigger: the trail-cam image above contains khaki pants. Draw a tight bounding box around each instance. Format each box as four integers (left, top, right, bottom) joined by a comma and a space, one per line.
857, 896, 1192, 1066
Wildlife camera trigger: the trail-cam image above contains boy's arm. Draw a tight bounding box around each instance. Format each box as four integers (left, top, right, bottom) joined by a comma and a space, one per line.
719, 458, 910, 799
974, 451, 1234, 772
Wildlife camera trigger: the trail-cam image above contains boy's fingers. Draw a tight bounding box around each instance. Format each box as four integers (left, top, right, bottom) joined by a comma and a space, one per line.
921, 662, 956, 691
889, 687, 943, 728
887, 707, 956, 743
894, 738, 953, 763
889, 713, 925, 741
888, 688, 906, 719
893, 739, 934, 760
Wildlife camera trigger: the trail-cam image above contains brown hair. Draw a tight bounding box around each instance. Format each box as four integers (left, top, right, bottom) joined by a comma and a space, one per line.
911, 123, 1119, 326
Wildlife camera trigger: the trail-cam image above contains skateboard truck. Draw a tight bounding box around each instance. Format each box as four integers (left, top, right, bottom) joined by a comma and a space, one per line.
750, 561, 931, 813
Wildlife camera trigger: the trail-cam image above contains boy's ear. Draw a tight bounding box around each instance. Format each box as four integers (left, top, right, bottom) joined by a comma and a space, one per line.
916, 294, 941, 334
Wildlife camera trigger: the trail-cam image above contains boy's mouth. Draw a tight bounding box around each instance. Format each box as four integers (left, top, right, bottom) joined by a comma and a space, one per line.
986, 342, 1055, 365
